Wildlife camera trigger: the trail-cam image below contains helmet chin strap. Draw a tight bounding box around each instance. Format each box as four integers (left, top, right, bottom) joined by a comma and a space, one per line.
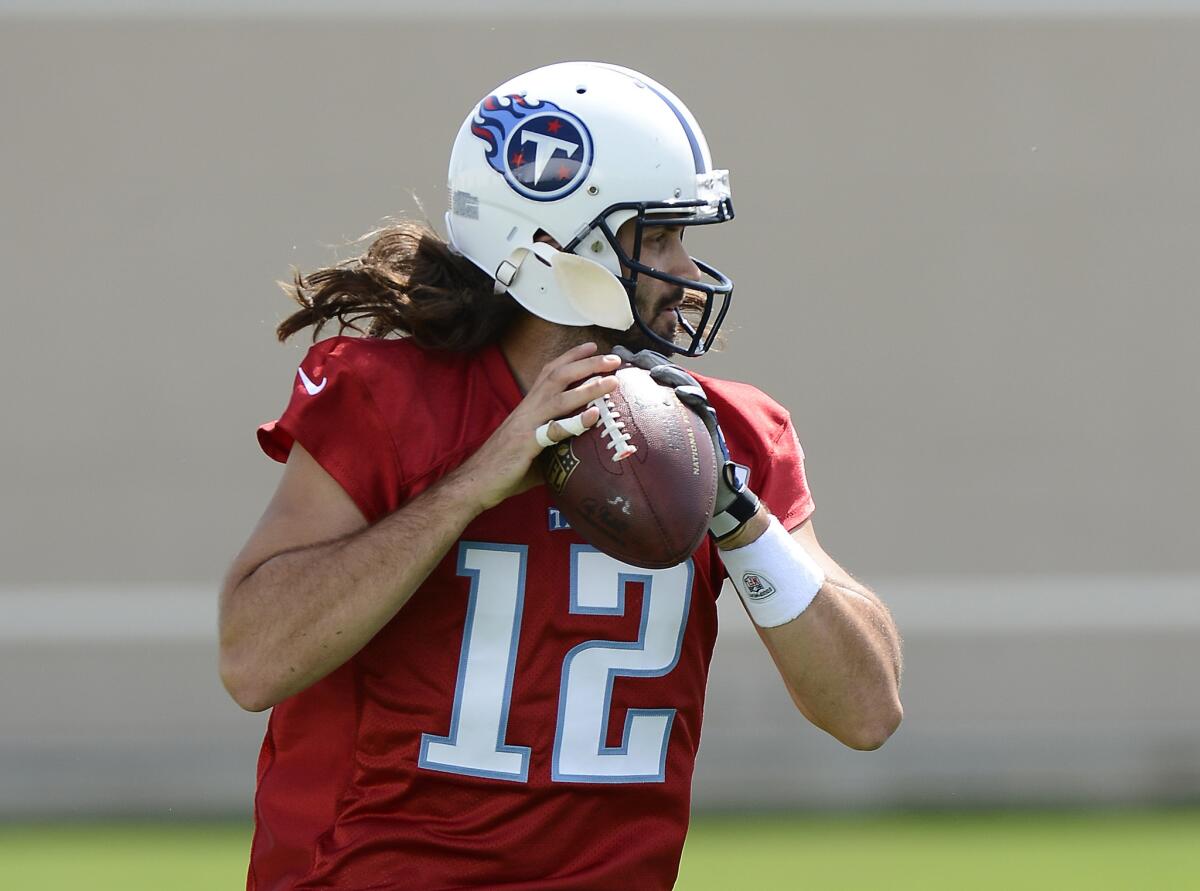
497, 242, 634, 330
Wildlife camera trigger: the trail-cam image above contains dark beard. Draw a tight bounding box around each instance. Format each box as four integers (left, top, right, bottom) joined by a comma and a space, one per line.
594, 288, 683, 355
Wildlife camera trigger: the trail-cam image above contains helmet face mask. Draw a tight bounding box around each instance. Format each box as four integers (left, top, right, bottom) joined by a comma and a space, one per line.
564, 197, 735, 357
446, 62, 736, 357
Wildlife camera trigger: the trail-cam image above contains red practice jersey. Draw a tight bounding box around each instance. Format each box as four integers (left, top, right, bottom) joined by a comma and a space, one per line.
250, 336, 814, 891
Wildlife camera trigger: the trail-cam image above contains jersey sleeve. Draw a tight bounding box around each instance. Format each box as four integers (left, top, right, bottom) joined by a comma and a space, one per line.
697, 376, 815, 533
750, 411, 815, 532
257, 338, 401, 523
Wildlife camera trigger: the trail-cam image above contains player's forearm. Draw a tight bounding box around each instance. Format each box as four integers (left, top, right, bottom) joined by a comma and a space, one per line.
759, 581, 902, 750
718, 508, 902, 749
219, 467, 487, 712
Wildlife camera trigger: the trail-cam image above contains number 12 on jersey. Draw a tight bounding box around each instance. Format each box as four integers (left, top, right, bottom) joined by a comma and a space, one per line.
419, 542, 693, 784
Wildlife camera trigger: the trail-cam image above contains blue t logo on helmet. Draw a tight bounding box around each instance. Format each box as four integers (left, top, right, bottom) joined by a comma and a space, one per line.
471, 94, 593, 202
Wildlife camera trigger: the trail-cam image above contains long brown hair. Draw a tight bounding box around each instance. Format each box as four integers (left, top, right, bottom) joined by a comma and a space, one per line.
276, 220, 519, 351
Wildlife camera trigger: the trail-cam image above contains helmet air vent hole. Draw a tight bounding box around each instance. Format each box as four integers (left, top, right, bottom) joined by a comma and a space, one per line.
576, 85, 587, 94
506, 226, 518, 242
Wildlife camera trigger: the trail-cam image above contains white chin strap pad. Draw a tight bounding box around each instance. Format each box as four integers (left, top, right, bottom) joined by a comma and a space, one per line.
500, 243, 634, 330
554, 250, 635, 330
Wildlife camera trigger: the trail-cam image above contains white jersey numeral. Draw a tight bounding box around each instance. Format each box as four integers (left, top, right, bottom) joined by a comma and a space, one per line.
418, 542, 693, 785
554, 546, 692, 782
418, 544, 532, 781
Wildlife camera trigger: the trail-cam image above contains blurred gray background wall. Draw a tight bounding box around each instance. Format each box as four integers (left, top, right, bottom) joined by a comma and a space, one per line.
1, 2, 1197, 817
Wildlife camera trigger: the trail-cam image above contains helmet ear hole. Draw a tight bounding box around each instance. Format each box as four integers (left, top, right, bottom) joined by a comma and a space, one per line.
533, 228, 563, 250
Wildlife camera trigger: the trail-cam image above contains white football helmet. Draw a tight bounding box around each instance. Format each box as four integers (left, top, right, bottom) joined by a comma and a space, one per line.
445, 61, 734, 357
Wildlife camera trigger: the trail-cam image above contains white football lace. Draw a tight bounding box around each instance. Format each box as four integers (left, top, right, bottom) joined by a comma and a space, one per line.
591, 390, 637, 462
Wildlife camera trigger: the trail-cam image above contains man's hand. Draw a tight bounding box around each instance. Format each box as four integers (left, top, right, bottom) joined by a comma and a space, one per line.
611, 346, 761, 545
454, 342, 621, 512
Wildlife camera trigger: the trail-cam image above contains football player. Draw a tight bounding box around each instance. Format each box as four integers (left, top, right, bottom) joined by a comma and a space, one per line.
220, 62, 902, 891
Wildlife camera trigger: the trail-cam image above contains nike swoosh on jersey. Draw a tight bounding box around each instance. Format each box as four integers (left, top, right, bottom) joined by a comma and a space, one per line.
297, 366, 327, 396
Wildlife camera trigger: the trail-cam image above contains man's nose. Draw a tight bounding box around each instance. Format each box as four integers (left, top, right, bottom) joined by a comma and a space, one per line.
669, 238, 702, 281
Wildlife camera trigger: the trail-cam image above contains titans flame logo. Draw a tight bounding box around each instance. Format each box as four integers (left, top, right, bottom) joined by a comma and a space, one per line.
472, 94, 593, 202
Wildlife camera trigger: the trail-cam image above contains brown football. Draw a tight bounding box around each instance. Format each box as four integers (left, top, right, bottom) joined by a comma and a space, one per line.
540, 365, 718, 569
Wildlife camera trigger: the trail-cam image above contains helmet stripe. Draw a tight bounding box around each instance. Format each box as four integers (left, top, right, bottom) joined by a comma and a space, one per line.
642, 82, 706, 175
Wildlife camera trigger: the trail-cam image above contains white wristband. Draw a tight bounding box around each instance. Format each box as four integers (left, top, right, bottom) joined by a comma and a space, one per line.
722, 515, 826, 628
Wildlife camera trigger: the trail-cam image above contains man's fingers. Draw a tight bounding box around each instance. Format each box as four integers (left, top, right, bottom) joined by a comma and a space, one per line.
535, 406, 600, 448
543, 342, 605, 380
569, 373, 619, 399
525, 345, 620, 451
551, 352, 621, 389
555, 341, 600, 366
540, 373, 614, 420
